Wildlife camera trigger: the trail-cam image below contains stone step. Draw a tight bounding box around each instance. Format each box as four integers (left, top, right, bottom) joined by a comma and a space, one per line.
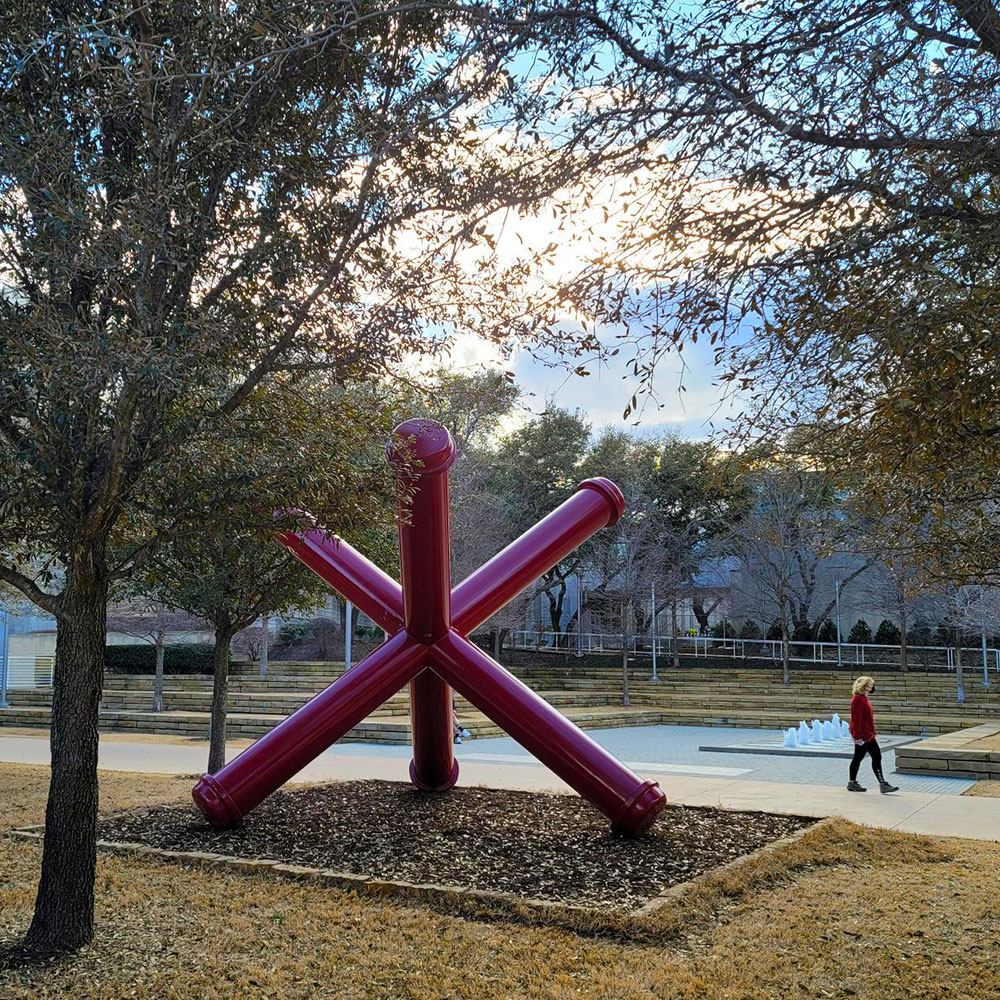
6, 688, 614, 715
1, 700, 988, 741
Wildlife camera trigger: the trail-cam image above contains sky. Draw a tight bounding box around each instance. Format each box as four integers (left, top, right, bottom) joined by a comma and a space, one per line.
441, 316, 742, 442
509, 334, 736, 439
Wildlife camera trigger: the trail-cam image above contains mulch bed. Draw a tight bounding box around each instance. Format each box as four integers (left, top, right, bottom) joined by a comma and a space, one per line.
95, 780, 811, 908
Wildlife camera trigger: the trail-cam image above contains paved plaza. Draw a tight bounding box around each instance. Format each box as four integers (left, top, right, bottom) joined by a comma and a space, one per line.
1, 723, 996, 841
333, 724, 977, 796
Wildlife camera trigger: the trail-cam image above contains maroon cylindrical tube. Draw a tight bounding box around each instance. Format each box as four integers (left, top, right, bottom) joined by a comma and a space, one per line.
192, 630, 427, 826
430, 630, 666, 836
278, 528, 404, 635
451, 478, 624, 634
387, 418, 458, 792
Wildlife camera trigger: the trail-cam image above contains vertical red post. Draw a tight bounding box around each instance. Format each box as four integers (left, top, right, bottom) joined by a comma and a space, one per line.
387, 419, 459, 791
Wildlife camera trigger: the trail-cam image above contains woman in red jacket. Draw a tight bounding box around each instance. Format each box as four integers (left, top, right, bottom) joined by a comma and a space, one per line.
848, 676, 898, 793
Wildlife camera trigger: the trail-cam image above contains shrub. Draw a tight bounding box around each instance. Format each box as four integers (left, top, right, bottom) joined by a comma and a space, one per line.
847, 619, 873, 644
105, 642, 215, 674
792, 623, 811, 642
909, 618, 933, 645
709, 619, 734, 639
817, 619, 838, 643
874, 619, 901, 645
739, 620, 762, 639
765, 622, 784, 640
277, 621, 311, 646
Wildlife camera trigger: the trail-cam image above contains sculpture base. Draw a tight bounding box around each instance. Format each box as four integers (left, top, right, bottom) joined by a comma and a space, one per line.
192, 773, 244, 828
409, 756, 460, 792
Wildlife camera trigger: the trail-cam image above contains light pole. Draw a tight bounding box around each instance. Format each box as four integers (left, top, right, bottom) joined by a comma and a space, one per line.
344, 599, 353, 671
259, 614, 269, 678
835, 578, 843, 668
0, 606, 10, 709
982, 629, 991, 688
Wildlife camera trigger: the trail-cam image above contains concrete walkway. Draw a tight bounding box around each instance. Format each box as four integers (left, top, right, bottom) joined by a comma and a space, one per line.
2, 733, 998, 842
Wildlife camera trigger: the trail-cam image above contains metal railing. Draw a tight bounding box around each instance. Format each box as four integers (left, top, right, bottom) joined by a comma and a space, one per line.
2, 655, 55, 690
510, 631, 1000, 672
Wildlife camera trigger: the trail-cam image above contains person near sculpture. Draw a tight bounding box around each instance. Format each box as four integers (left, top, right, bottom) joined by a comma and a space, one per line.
847, 675, 898, 793
452, 696, 470, 744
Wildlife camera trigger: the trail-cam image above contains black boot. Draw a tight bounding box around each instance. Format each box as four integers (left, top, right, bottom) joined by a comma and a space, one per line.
847, 779, 866, 792
878, 778, 899, 793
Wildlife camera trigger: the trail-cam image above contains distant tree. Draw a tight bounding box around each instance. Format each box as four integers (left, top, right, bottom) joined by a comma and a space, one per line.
548, 1, 1000, 585
909, 619, 935, 647
949, 585, 1000, 691
727, 467, 865, 682
848, 620, 874, 645
817, 620, 838, 644
709, 619, 733, 640
488, 408, 593, 634
859, 528, 937, 672
105, 602, 206, 712
153, 529, 328, 773
147, 381, 396, 773
874, 620, 901, 646
589, 484, 666, 705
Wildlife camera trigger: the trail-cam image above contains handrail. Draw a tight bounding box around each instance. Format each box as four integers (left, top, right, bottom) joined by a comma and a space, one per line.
506, 631, 997, 671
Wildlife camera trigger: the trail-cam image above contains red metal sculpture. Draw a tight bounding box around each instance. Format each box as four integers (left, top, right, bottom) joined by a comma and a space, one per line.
192, 419, 666, 836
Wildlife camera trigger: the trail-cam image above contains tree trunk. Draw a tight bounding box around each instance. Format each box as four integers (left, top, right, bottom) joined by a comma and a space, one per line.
25, 571, 108, 954
546, 581, 565, 634
207, 623, 235, 774
153, 633, 165, 712
492, 628, 501, 660
780, 621, 790, 685
954, 628, 965, 705
670, 598, 680, 668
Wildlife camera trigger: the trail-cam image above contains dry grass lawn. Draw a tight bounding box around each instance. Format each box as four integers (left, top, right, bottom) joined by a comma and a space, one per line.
964, 779, 1000, 798
2, 763, 999, 999
0, 726, 255, 749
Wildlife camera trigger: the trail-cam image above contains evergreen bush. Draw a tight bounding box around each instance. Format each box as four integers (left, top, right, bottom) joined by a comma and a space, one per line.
847, 619, 873, 644
105, 643, 215, 674
817, 619, 838, 643
874, 619, 901, 644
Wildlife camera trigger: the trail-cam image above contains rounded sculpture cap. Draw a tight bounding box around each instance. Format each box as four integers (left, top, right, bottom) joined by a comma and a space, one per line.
387, 418, 457, 474
192, 774, 243, 828
577, 477, 626, 526
612, 779, 666, 837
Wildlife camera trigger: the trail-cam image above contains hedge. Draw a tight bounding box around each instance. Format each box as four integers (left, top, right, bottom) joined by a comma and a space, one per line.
105, 642, 216, 675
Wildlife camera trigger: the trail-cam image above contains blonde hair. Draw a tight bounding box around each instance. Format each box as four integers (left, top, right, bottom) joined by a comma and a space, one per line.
852, 676, 875, 695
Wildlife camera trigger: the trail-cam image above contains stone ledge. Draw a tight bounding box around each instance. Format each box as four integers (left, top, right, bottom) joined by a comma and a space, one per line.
894, 723, 1000, 781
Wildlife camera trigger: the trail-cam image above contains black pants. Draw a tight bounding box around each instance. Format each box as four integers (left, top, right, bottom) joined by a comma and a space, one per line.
850, 740, 884, 782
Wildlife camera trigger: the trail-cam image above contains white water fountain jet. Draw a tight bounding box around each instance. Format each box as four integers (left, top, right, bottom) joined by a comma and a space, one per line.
812, 718, 823, 743
798, 720, 812, 745
783, 728, 798, 748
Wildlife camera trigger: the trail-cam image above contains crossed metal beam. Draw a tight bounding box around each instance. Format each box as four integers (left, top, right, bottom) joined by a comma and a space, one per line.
193, 419, 665, 836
